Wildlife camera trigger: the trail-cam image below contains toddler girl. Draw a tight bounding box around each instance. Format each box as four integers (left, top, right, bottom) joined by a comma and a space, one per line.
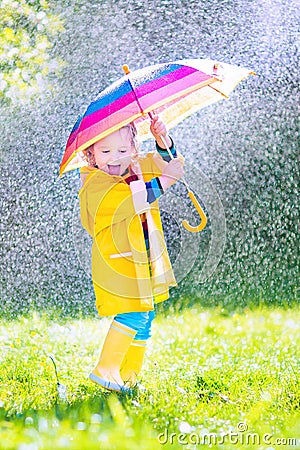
79, 116, 184, 392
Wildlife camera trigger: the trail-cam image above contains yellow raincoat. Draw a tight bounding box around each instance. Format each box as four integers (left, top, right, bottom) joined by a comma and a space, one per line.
79, 152, 177, 316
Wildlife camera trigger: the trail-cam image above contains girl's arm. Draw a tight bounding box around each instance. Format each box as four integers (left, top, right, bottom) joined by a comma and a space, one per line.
134, 115, 183, 204
144, 136, 177, 203
150, 114, 178, 162
156, 137, 177, 162
150, 115, 172, 150
145, 153, 184, 203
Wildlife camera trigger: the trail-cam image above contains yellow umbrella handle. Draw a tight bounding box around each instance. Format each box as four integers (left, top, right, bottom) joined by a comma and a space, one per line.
182, 190, 207, 233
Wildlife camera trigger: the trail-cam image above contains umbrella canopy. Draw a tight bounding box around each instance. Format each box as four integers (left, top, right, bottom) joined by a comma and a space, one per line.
60, 59, 254, 175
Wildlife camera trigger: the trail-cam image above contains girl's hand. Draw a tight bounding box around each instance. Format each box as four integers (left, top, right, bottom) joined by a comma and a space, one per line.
159, 158, 184, 191
150, 115, 172, 149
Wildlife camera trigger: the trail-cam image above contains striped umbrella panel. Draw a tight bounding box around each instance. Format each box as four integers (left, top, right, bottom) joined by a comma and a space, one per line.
61, 63, 215, 172
61, 59, 253, 175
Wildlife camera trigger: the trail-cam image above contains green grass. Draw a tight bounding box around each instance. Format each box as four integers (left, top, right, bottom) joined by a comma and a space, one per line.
1, 305, 300, 449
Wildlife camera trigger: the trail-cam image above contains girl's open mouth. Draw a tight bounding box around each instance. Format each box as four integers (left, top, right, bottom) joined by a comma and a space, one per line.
108, 164, 121, 175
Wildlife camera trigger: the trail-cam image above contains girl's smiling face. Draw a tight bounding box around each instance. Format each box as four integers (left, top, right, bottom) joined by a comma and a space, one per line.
93, 127, 135, 176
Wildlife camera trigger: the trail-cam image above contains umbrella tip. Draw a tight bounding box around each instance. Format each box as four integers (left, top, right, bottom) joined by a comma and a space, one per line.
122, 64, 130, 75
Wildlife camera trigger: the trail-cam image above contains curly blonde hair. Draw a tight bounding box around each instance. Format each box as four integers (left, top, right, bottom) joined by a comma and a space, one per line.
83, 122, 139, 168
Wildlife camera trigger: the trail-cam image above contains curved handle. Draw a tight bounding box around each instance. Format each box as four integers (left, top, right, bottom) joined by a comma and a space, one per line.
182, 190, 207, 233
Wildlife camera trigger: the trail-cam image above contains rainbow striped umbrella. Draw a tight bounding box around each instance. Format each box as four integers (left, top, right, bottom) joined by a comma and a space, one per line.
60, 59, 254, 176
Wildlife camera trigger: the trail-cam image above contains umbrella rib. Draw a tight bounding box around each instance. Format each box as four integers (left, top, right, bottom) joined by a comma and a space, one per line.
126, 76, 145, 115
207, 84, 229, 98
139, 77, 220, 116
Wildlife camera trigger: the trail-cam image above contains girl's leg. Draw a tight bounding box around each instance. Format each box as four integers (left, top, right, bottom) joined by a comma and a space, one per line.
121, 339, 147, 385
117, 310, 156, 385
90, 319, 137, 392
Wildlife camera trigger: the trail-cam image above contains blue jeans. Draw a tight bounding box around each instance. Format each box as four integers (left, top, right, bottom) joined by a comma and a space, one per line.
114, 310, 156, 340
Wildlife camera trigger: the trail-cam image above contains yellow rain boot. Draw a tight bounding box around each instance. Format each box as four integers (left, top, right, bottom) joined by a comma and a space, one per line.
120, 339, 147, 386
89, 320, 137, 392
